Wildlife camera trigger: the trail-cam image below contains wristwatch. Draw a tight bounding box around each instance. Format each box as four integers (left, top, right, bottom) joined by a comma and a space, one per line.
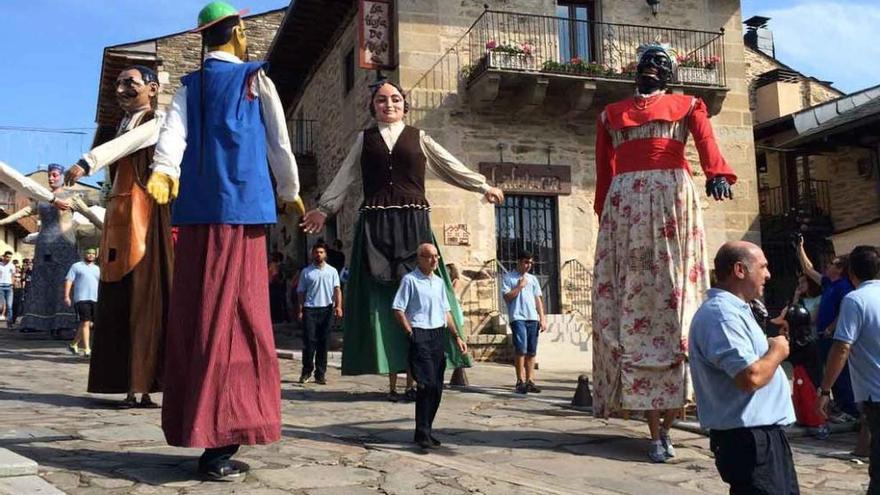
817, 387, 831, 397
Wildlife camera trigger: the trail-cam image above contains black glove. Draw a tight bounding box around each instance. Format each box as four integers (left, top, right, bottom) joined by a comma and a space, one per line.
705, 176, 733, 201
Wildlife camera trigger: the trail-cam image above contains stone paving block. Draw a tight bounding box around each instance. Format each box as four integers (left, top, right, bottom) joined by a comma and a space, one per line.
0, 475, 65, 494
78, 424, 166, 443
0, 447, 37, 477
252, 465, 380, 490
306, 486, 384, 495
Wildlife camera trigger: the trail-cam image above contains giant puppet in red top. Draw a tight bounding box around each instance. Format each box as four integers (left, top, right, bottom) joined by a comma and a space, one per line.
591, 42, 736, 464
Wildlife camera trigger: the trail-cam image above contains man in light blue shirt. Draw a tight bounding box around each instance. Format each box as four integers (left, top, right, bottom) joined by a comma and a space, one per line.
392, 242, 466, 449
501, 251, 546, 394
296, 242, 342, 385
690, 241, 799, 493
817, 245, 880, 492
64, 248, 101, 357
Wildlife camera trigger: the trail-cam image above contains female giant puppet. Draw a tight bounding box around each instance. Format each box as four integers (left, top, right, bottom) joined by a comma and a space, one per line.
0, 163, 103, 335
146, 1, 302, 480
300, 80, 504, 378
591, 43, 735, 463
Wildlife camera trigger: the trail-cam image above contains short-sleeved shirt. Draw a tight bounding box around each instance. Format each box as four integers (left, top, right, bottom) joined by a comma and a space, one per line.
817, 275, 854, 334
65, 261, 100, 303
392, 269, 450, 329
0, 262, 14, 285
296, 263, 340, 308
689, 288, 795, 430
502, 270, 542, 321
833, 280, 880, 402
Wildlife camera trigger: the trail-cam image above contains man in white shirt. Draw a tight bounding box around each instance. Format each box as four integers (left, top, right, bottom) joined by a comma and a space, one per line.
0, 251, 15, 325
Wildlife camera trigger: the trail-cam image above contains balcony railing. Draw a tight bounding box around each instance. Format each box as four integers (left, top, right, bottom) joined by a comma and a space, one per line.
759, 179, 831, 217
466, 10, 726, 86
291, 119, 316, 157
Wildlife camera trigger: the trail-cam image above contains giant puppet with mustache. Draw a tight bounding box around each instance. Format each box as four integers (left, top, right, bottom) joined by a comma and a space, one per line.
64, 65, 174, 410
590, 42, 737, 463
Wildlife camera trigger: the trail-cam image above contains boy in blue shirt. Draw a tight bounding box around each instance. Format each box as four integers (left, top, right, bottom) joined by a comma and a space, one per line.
502, 251, 546, 394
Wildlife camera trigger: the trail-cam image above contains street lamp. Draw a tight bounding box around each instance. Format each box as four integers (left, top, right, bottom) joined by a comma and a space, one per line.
646, 0, 660, 16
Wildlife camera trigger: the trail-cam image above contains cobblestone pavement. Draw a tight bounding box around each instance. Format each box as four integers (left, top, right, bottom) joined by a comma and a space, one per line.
0, 329, 870, 494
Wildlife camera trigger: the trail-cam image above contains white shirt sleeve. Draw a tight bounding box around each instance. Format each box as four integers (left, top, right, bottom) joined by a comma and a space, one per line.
150, 87, 188, 179
0, 160, 55, 203
256, 70, 300, 202
316, 132, 364, 215
81, 113, 163, 175
420, 131, 490, 194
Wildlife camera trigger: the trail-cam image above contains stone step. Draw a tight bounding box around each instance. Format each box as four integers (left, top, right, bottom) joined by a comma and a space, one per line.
0, 448, 37, 478
0, 475, 64, 494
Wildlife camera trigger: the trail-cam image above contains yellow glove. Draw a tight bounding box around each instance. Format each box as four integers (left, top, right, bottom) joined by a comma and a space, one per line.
146, 172, 179, 205
281, 195, 306, 216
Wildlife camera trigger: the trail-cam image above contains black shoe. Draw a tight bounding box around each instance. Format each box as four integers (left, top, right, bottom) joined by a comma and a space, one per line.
429, 435, 442, 447
515, 380, 527, 394
414, 437, 435, 449
198, 460, 248, 481
404, 388, 417, 402
298, 373, 311, 384
315, 375, 327, 385
387, 391, 399, 402
526, 381, 542, 393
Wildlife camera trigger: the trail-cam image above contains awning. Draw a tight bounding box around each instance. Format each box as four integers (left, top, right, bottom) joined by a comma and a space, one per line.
831, 221, 880, 254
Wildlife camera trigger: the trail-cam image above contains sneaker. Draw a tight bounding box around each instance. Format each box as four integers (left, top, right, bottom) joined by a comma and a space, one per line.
660, 428, 675, 458
67, 343, 79, 355
0, 315, 6, 321
526, 381, 542, 393
515, 380, 527, 394
298, 373, 311, 384
648, 441, 667, 463
314, 375, 327, 385
83, 348, 91, 357
387, 391, 400, 402
829, 412, 858, 424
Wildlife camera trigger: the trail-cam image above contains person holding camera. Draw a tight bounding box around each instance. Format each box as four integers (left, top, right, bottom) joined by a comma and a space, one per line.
796, 236, 858, 420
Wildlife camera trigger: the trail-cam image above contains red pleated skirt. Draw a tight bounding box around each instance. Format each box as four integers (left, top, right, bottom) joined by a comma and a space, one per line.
161, 224, 281, 448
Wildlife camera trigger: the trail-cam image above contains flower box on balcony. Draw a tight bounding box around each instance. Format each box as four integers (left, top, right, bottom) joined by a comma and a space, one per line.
487, 51, 537, 72
676, 66, 719, 86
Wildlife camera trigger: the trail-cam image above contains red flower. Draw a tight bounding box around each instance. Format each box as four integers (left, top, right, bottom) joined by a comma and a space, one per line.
485, 40, 497, 50
659, 218, 678, 239
632, 178, 647, 192
652, 335, 667, 348
597, 282, 613, 298
633, 317, 650, 334
631, 378, 650, 394
610, 193, 621, 207
667, 287, 682, 310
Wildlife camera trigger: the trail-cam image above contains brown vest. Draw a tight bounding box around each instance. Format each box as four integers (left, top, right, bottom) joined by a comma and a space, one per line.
99, 112, 156, 282
360, 125, 428, 207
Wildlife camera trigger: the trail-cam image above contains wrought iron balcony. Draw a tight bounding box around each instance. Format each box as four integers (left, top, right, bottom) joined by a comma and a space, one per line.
466, 10, 726, 87
291, 119, 316, 157
759, 179, 831, 218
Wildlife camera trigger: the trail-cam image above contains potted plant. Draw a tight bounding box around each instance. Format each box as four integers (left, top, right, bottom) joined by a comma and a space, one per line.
675, 54, 721, 85
485, 39, 537, 71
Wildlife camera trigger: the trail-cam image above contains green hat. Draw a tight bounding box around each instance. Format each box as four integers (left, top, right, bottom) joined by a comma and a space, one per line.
193, 1, 249, 32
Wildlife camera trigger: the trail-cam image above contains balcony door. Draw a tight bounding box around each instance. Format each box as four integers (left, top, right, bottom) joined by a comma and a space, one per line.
556, 1, 597, 63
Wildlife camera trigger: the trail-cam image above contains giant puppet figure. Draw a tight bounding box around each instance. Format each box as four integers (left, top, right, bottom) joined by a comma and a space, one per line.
64, 65, 173, 409
300, 80, 504, 378
591, 43, 736, 463
147, 1, 302, 480
0, 163, 103, 335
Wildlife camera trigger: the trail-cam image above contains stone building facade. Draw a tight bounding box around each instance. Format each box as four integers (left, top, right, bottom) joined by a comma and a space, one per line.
268, 0, 759, 365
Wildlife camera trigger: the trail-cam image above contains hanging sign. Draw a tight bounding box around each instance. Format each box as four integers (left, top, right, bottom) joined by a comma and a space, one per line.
358, 0, 396, 70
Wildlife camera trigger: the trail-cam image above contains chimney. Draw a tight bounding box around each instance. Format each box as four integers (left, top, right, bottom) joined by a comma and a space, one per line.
744, 16, 775, 58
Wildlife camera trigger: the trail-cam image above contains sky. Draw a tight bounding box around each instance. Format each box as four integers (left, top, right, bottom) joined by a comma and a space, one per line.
0, 0, 877, 180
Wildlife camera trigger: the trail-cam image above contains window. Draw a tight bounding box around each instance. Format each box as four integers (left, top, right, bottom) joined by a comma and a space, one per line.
343, 48, 355, 95
556, 1, 597, 63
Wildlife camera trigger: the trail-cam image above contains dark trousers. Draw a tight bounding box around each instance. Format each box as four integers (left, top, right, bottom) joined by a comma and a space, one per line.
199, 444, 239, 468
709, 425, 799, 494
409, 327, 446, 441
11, 288, 23, 323
819, 337, 858, 416
863, 402, 880, 494
302, 305, 334, 378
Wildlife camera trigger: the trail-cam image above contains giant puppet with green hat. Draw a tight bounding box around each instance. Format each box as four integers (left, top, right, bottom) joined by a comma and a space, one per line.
146, 1, 303, 481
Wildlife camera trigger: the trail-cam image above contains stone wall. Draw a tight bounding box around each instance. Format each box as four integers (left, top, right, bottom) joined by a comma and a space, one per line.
812, 149, 880, 231
155, 9, 285, 106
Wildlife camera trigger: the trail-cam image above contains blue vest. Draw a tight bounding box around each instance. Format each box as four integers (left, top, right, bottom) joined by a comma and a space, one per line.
173, 59, 276, 225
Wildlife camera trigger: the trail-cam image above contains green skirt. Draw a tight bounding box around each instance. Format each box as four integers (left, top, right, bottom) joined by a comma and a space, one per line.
341, 214, 472, 375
